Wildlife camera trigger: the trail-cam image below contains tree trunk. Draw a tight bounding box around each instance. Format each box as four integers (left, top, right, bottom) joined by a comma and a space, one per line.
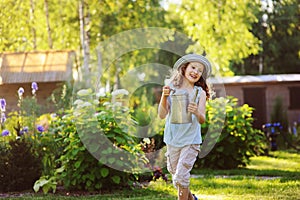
79, 0, 90, 86
44, 0, 53, 49
30, 0, 37, 49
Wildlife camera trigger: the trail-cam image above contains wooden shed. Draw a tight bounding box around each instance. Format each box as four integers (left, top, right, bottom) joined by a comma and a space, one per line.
0, 50, 76, 112
211, 74, 300, 129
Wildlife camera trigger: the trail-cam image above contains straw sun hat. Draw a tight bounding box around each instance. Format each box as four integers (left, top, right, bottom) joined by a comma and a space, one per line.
173, 53, 212, 79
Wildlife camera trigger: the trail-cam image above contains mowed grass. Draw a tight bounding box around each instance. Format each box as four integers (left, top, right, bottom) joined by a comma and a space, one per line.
5, 151, 300, 200
188, 150, 300, 200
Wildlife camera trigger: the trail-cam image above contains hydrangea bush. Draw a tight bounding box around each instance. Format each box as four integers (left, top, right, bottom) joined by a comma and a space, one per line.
34, 88, 150, 193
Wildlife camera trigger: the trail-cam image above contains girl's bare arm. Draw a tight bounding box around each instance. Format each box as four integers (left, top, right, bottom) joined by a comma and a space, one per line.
158, 86, 170, 119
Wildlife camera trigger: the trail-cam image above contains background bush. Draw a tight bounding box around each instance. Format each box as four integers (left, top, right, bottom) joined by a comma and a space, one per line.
0, 138, 42, 192
195, 96, 268, 169
37, 89, 149, 192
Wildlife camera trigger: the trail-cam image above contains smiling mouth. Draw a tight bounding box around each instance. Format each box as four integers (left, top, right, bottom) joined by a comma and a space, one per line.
189, 73, 198, 79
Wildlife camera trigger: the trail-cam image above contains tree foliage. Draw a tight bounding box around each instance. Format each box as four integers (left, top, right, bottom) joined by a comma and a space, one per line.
0, 0, 166, 52
232, 0, 300, 74
0, 0, 79, 51
176, 0, 261, 76
0, 0, 298, 77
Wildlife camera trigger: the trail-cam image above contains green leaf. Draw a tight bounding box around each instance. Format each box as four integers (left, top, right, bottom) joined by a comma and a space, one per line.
111, 175, 121, 184
99, 157, 107, 163
108, 157, 116, 164
74, 160, 82, 168
100, 168, 109, 177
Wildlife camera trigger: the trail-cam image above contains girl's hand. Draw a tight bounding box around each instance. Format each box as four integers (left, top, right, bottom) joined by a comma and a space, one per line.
162, 86, 171, 97
188, 102, 198, 114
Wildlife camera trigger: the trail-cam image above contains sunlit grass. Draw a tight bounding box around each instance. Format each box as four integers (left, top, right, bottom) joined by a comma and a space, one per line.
5, 150, 300, 200
187, 150, 300, 200
248, 151, 300, 171
190, 176, 300, 200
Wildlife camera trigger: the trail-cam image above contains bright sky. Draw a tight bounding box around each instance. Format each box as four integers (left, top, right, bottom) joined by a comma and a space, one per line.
160, 0, 182, 10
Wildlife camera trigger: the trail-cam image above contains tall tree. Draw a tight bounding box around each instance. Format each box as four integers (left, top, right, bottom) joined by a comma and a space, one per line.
232, 0, 299, 75
90, 0, 169, 89
0, 0, 80, 51
0, 0, 171, 88
44, 0, 53, 49
175, 0, 261, 76
79, 0, 91, 85
30, 0, 37, 49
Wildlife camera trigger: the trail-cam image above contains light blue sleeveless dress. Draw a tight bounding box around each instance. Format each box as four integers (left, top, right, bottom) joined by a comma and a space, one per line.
163, 86, 203, 147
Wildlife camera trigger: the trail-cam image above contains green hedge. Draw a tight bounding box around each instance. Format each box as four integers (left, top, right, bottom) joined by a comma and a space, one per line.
195, 96, 268, 169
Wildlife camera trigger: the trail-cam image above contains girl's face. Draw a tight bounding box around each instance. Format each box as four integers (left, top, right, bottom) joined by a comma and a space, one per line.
183, 62, 205, 84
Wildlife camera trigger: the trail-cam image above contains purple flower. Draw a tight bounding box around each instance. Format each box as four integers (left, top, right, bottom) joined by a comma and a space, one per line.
19, 126, 29, 135
18, 87, 25, 97
0, 113, 6, 124
32, 82, 38, 90
31, 82, 38, 95
0, 98, 6, 111
23, 126, 29, 132
1, 130, 10, 136
36, 125, 44, 133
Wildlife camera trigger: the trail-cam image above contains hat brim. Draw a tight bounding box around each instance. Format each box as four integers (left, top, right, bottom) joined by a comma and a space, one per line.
173, 54, 211, 78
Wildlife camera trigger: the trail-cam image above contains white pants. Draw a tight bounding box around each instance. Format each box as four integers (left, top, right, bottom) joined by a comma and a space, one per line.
165, 144, 200, 188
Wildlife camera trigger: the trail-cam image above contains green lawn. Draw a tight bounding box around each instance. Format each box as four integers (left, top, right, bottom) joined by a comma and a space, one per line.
4, 151, 300, 200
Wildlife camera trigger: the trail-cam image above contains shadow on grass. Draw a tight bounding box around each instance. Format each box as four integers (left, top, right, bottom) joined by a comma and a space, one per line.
2, 184, 177, 200
192, 167, 300, 180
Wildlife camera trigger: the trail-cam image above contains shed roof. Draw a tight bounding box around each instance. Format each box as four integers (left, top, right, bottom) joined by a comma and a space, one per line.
0, 50, 76, 84
209, 74, 300, 85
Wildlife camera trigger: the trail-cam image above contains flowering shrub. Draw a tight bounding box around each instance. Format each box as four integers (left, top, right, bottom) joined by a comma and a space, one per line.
195, 96, 268, 169
34, 88, 150, 193
0, 82, 50, 192
1, 82, 157, 193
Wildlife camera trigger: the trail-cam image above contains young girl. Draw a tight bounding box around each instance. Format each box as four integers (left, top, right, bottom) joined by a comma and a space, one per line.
158, 53, 211, 200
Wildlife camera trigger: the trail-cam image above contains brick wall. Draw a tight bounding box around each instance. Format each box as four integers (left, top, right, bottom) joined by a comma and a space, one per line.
220, 82, 300, 127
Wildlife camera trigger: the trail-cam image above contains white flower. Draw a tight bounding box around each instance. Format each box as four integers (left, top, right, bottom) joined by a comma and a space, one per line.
137, 73, 146, 81
103, 102, 110, 106
143, 138, 151, 144
96, 88, 106, 98
93, 100, 99, 105
111, 89, 129, 96
113, 102, 122, 107
73, 111, 81, 117
94, 112, 106, 117
62, 114, 72, 119
81, 102, 92, 107
74, 99, 84, 105
77, 89, 92, 96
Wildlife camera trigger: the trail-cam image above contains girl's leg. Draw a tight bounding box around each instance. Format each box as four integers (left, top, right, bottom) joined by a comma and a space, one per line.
178, 186, 189, 200
165, 145, 181, 187
188, 190, 194, 200
175, 145, 200, 200
178, 187, 194, 200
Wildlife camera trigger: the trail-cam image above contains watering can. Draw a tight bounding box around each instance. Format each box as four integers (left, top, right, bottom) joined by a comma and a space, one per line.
170, 88, 198, 124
